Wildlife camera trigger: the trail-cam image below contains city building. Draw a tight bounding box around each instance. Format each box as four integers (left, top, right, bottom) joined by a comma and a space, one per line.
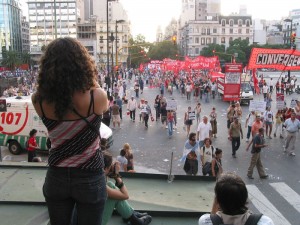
81, 0, 130, 69
178, 1, 253, 57
283, 9, 300, 49
0, 0, 22, 60
164, 18, 178, 41
21, 16, 30, 52
27, 0, 84, 64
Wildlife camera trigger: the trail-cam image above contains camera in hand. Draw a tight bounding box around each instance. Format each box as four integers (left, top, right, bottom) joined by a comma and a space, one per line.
108, 162, 120, 178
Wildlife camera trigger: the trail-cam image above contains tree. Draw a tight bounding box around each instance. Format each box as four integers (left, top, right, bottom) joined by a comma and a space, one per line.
1, 51, 21, 71
147, 41, 178, 61
21, 52, 31, 66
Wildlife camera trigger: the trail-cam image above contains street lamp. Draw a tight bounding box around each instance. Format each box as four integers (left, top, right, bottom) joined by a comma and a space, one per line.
109, 32, 115, 82
284, 18, 293, 78
115, 19, 125, 70
106, 0, 117, 89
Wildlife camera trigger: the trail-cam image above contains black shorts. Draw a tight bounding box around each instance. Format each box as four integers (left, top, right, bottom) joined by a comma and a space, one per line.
185, 120, 193, 126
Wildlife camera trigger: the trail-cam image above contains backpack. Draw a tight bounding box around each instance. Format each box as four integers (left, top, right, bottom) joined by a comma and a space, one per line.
210, 213, 263, 225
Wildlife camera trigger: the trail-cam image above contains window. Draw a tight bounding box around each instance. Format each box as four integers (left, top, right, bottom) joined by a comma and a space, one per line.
213, 28, 217, 33
207, 28, 210, 35
222, 28, 225, 34
246, 20, 250, 27
229, 20, 234, 26
229, 37, 233, 42
246, 29, 249, 34
206, 38, 211, 44
238, 29, 242, 34
230, 29, 233, 34
221, 20, 225, 26
221, 37, 225, 44
201, 38, 205, 45
201, 28, 206, 35
195, 48, 199, 55
238, 20, 243, 26
195, 37, 199, 43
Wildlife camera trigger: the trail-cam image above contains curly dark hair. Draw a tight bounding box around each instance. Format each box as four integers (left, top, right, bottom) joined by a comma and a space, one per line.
35, 37, 97, 120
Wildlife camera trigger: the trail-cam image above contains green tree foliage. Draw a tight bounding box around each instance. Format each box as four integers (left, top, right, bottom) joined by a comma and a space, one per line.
147, 41, 178, 61
1, 51, 21, 71
20, 52, 31, 66
201, 39, 290, 65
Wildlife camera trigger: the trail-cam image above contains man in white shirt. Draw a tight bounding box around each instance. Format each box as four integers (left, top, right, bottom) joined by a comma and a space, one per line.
127, 96, 137, 122
196, 116, 212, 148
269, 78, 274, 93
262, 83, 269, 100
264, 107, 274, 138
186, 83, 192, 101
245, 110, 256, 142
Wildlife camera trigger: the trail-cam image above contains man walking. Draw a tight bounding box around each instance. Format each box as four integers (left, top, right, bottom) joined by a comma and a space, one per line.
143, 100, 152, 128
229, 116, 243, 158
246, 128, 269, 179
196, 116, 212, 148
127, 96, 137, 122
116, 95, 123, 120
245, 110, 256, 142
283, 112, 300, 156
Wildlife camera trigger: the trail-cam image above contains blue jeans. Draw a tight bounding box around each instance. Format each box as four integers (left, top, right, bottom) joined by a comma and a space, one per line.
168, 121, 173, 136
43, 167, 107, 225
247, 126, 252, 139
232, 137, 241, 156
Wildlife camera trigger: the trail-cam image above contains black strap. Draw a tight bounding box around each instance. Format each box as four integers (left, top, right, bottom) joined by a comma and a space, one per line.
39, 100, 46, 117
210, 214, 224, 225
87, 90, 94, 116
244, 214, 263, 225
72, 108, 100, 137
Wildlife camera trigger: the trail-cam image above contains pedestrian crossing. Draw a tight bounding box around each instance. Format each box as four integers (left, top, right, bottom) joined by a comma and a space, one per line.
247, 182, 300, 225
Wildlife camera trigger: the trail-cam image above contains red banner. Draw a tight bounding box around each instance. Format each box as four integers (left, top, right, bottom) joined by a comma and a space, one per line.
248, 48, 300, 70
223, 63, 242, 101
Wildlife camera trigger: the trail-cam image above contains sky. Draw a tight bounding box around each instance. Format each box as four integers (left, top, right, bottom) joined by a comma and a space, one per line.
19, 0, 299, 42
120, 0, 299, 42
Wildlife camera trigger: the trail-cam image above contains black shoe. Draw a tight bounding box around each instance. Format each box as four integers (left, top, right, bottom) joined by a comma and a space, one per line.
129, 214, 152, 225
232, 154, 237, 158
247, 175, 254, 179
260, 175, 269, 179
133, 211, 148, 218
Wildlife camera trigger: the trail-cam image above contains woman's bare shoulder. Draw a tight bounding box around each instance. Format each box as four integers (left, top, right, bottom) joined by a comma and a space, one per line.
93, 88, 109, 114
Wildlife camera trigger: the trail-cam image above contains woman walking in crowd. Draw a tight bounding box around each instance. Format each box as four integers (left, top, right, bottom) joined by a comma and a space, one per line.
27, 129, 39, 162
184, 106, 193, 137
154, 95, 161, 121
200, 138, 215, 176
167, 110, 175, 138
211, 148, 223, 178
274, 110, 284, 138
209, 107, 217, 138
195, 102, 202, 125
182, 132, 200, 176
32, 37, 108, 225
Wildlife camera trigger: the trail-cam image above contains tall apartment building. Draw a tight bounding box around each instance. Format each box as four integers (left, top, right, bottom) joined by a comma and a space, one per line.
178, 1, 253, 57
283, 8, 300, 49
21, 16, 30, 52
27, 0, 84, 64
0, 0, 22, 59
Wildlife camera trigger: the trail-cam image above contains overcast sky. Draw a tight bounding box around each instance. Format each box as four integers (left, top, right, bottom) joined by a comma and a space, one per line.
19, 0, 299, 42
121, 0, 299, 41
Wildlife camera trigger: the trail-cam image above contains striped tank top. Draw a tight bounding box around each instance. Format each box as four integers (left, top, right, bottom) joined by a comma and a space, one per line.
39, 91, 104, 170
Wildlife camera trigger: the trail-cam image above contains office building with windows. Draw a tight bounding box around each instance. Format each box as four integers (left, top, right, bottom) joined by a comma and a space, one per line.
0, 0, 22, 59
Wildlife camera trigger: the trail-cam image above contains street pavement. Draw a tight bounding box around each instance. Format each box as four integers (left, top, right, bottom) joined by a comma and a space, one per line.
1, 73, 300, 224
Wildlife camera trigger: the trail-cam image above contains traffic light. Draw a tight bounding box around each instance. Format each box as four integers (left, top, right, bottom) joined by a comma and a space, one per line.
100, 36, 103, 43
212, 49, 216, 54
172, 36, 177, 45
291, 33, 296, 44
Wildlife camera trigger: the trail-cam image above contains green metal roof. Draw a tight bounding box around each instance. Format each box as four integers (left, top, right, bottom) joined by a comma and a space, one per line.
0, 163, 216, 225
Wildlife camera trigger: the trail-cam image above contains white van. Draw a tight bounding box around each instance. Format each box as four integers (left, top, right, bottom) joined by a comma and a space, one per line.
0, 96, 113, 155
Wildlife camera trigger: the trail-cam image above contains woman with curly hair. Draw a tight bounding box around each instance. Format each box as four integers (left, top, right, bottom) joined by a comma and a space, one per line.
32, 37, 108, 225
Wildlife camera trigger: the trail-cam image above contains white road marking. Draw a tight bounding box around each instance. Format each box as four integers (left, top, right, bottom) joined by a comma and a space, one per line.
270, 182, 300, 214
247, 184, 291, 225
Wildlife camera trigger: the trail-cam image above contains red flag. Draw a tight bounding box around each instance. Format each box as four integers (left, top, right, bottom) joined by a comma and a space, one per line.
252, 68, 259, 94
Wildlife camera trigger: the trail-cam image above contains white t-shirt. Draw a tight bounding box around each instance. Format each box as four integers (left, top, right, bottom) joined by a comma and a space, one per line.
186, 84, 192, 92
262, 85, 268, 94
117, 156, 128, 172
247, 113, 255, 127
264, 111, 273, 123
197, 122, 212, 141
199, 214, 274, 225
200, 145, 214, 164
